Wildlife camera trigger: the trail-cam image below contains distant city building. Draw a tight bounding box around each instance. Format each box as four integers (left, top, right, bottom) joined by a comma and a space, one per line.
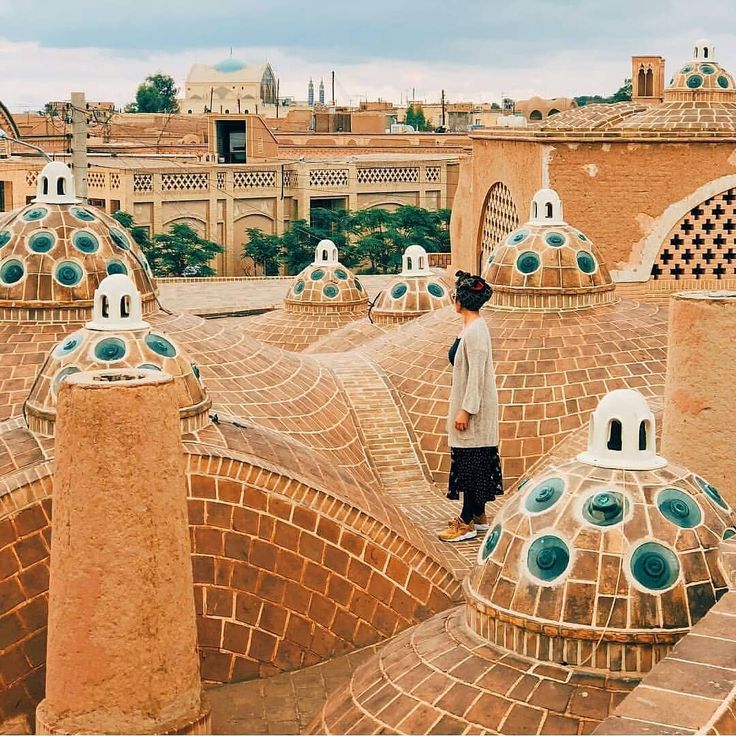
182, 57, 277, 115
318, 78, 325, 105
307, 78, 314, 106
511, 95, 577, 120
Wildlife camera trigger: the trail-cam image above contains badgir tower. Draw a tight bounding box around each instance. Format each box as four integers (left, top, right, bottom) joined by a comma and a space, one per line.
0, 37, 736, 736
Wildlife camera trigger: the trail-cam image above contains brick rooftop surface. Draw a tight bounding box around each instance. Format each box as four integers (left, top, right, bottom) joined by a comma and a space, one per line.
207, 642, 381, 734
158, 275, 394, 316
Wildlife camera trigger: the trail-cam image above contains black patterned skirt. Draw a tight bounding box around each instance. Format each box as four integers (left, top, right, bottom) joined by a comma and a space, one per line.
447, 446, 504, 504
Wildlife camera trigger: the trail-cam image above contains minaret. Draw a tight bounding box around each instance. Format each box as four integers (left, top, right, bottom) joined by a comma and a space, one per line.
308, 78, 314, 106
319, 78, 325, 105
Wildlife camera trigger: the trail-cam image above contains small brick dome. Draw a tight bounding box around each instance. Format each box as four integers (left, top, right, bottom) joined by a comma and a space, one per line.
284, 240, 367, 314
25, 274, 210, 437
0, 161, 157, 322
482, 188, 615, 310
665, 40, 736, 101
468, 390, 736, 672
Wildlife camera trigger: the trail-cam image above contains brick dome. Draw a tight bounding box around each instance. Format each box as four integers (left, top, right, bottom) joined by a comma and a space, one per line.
0, 162, 157, 322
665, 40, 736, 101
285, 240, 367, 314
482, 188, 615, 310
371, 246, 451, 325
25, 274, 210, 437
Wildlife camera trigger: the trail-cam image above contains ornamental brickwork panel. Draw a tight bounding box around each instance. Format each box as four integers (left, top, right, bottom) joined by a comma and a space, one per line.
87, 171, 106, 189
25, 172, 37, 188
309, 169, 349, 188
356, 167, 419, 184
478, 182, 520, 270
216, 172, 225, 190
233, 170, 277, 189
652, 188, 736, 280
133, 173, 153, 193
426, 166, 441, 182
110, 173, 121, 190
283, 170, 298, 187
161, 172, 209, 192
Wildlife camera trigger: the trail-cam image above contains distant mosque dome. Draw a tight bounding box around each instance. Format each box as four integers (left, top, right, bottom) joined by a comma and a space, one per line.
214, 58, 247, 74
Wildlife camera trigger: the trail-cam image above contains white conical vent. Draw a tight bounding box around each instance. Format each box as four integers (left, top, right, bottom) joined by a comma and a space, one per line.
401, 244, 433, 276
529, 188, 564, 225
313, 239, 339, 265
33, 161, 80, 205
86, 274, 149, 331
578, 389, 667, 470
693, 38, 716, 61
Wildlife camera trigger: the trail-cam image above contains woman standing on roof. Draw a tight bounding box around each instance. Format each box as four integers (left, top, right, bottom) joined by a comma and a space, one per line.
438, 271, 503, 542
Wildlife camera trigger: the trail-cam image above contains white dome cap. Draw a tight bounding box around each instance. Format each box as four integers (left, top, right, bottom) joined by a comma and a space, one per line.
86, 274, 150, 331
33, 161, 80, 205
313, 239, 339, 265
578, 389, 667, 470
401, 244, 433, 276
693, 38, 716, 61
529, 188, 564, 225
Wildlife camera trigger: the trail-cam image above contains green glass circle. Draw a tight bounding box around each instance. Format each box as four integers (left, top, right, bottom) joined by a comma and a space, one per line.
323, 283, 339, 299
516, 251, 540, 275
334, 268, 348, 280
138, 363, 162, 372
0, 259, 24, 285
28, 231, 55, 253
576, 250, 597, 274
191, 363, 201, 380
481, 524, 502, 561
527, 536, 570, 582
0, 231, 11, 248
718, 75, 731, 89
545, 232, 566, 248
630, 542, 679, 591
293, 280, 305, 295
427, 282, 445, 298
680, 65, 694, 74
106, 259, 128, 275
109, 227, 130, 250
53, 333, 84, 358
687, 74, 704, 89
310, 268, 325, 281
577, 231, 588, 242
22, 207, 47, 222
355, 279, 363, 292
486, 252, 495, 266
724, 528, 736, 540
70, 207, 96, 222
72, 230, 99, 254
145, 333, 177, 358
52, 366, 81, 394
55, 261, 83, 287
524, 477, 565, 513
507, 229, 529, 246
391, 282, 408, 299
695, 476, 729, 510
700, 63, 717, 75
657, 488, 702, 529
94, 337, 127, 362
583, 491, 626, 526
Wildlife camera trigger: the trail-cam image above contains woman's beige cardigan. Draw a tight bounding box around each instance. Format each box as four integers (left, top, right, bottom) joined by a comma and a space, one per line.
447, 317, 499, 448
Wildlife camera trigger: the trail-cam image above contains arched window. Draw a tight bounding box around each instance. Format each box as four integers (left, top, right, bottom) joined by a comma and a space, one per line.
607, 419, 623, 451
529, 110, 543, 121
101, 295, 109, 319
704, 47, 709, 59
120, 295, 130, 319
322, 249, 328, 261
42, 177, 49, 195
419, 256, 425, 270
57, 178, 65, 196
645, 68, 653, 97
532, 202, 538, 218
407, 257, 413, 271
638, 420, 649, 451
694, 46, 699, 59
637, 67, 647, 97
548, 108, 560, 116
545, 202, 553, 218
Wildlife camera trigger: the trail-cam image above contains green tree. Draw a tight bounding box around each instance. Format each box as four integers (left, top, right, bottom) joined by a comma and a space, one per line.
242, 228, 281, 275
405, 104, 427, 131
111, 210, 159, 272
153, 222, 222, 276
309, 207, 359, 266
575, 78, 632, 107
350, 208, 397, 273
127, 73, 180, 113
279, 219, 316, 274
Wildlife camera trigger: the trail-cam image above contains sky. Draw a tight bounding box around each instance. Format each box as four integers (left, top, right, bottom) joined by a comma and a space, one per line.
1, 0, 736, 111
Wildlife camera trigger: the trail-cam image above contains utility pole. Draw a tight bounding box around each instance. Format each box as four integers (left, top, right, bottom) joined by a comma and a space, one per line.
276, 78, 280, 119
70, 91, 88, 202
331, 70, 335, 106
441, 89, 446, 128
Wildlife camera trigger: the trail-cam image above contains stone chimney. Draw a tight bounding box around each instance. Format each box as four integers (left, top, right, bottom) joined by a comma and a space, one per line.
36, 368, 210, 734
662, 291, 736, 506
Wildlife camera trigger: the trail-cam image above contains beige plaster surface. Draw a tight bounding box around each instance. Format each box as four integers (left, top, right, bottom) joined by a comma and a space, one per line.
37, 370, 207, 734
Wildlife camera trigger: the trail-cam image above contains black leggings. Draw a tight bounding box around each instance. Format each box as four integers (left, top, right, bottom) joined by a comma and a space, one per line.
460, 495, 485, 524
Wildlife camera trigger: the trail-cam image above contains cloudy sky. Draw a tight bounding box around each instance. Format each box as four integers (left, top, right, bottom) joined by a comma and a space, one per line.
1, 0, 735, 110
